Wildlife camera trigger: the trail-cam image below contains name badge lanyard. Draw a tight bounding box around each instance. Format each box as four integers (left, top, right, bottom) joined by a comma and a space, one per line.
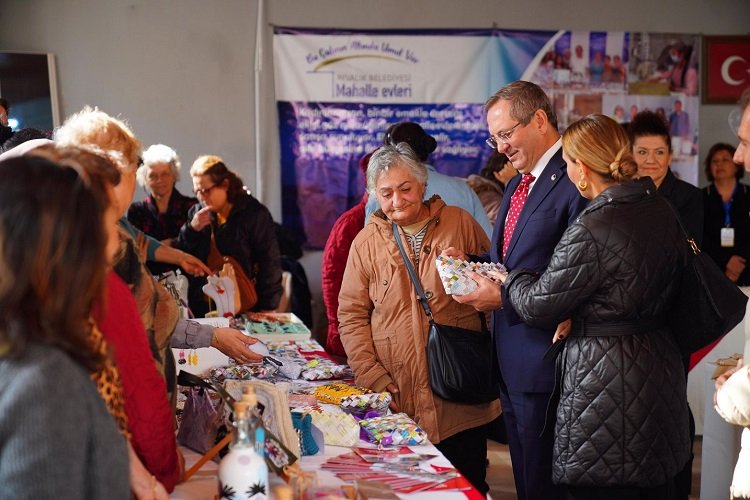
720, 184, 738, 248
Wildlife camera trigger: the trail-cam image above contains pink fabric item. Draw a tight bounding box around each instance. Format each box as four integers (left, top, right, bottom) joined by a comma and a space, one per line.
503, 173, 535, 259
95, 271, 181, 492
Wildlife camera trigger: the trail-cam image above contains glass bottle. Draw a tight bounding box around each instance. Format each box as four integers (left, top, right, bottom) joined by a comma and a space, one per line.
241, 385, 266, 458
218, 399, 269, 499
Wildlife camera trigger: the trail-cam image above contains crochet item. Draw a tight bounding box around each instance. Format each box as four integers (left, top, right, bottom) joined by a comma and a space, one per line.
359, 413, 427, 446
303, 407, 360, 447
435, 255, 506, 295
291, 412, 320, 456
301, 358, 349, 381
313, 383, 371, 405
209, 363, 277, 382
340, 392, 391, 418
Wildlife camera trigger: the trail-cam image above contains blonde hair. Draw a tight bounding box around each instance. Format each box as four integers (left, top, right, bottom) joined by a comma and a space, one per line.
190, 155, 246, 202
562, 114, 637, 183
54, 106, 142, 173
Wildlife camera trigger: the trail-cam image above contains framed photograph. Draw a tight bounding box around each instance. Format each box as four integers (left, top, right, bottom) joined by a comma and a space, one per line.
702, 36, 750, 104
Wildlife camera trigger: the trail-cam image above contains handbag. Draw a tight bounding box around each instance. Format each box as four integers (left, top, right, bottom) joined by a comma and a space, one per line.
392, 224, 498, 404
206, 229, 258, 313
665, 203, 748, 355
176, 371, 235, 457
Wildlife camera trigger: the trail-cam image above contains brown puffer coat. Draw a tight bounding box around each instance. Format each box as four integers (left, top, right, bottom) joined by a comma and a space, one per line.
338, 197, 500, 443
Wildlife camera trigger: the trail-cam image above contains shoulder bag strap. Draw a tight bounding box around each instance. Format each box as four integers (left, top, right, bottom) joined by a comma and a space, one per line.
661, 197, 700, 257
392, 223, 434, 320
391, 223, 488, 332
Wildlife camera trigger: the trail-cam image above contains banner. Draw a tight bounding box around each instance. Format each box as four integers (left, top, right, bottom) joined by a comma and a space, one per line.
274, 28, 700, 248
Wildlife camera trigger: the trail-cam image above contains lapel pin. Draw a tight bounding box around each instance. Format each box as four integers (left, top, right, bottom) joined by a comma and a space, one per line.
551, 173, 557, 181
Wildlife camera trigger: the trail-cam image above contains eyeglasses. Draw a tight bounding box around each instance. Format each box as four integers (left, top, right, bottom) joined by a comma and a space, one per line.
486, 121, 523, 149
194, 184, 218, 196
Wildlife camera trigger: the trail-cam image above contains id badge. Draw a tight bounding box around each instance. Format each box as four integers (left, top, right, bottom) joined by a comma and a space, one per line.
721, 227, 735, 247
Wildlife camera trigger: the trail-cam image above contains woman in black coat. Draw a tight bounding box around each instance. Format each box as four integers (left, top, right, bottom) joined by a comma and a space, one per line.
178, 155, 282, 315
497, 115, 690, 498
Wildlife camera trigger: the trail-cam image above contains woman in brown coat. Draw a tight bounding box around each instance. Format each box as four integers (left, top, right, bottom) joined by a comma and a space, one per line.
338, 143, 500, 495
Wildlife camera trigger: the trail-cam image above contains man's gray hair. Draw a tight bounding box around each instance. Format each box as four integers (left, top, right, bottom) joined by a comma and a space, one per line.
366, 142, 428, 196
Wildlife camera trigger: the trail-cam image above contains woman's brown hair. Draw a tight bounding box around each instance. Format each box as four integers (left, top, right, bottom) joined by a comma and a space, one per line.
0, 154, 110, 371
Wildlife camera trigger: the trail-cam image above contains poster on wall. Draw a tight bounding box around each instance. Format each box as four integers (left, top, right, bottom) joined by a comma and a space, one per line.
274, 28, 700, 248
523, 31, 701, 184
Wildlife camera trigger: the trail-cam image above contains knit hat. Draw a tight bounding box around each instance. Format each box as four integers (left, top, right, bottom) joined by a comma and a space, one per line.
383, 122, 437, 162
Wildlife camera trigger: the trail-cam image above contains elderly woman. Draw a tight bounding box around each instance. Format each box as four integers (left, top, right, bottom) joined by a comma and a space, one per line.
53, 109, 264, 492
0, 154, 129, 498
128, 144, 198, 275
494, 115, 690, 497
177, 155, 282, 314
338, 143, 500, 495
701, 143, 750, 285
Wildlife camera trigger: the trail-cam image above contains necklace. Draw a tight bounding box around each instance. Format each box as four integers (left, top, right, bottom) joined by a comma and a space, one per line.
203, 275, 236, 317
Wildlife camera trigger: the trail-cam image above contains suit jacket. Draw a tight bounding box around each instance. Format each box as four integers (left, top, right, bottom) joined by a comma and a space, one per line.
491, 148, 588, 392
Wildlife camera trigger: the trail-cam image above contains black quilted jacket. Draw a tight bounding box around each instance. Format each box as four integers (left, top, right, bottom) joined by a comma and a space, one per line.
505, 177, 691, 487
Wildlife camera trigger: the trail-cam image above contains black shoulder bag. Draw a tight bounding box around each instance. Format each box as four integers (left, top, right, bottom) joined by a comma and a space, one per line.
392, 223, 498, 404
665, 202, 748, 355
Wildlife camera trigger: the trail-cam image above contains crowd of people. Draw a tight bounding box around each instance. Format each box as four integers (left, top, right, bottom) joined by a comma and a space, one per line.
1, 83, 749, 499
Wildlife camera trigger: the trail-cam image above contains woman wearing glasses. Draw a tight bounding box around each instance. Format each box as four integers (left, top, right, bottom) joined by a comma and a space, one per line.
178, 155, 282, 315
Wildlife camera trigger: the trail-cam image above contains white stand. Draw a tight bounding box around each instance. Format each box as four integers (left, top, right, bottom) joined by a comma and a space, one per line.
203, 275, 237, 318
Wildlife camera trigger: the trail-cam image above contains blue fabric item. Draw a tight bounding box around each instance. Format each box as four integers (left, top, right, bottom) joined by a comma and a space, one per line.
291, 412, 319, 456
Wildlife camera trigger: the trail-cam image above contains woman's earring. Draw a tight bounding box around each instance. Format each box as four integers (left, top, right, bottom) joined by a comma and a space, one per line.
577, 178, 588, 191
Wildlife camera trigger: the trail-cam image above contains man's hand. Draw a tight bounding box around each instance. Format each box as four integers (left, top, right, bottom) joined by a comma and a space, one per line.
211, 328, 264, 364
190, 206, 213, 232
726, 255, 747, 283
452, 270, 503, 312
553, 319, 572, 343
715, 357, 744, 406
440, 246, 467, 261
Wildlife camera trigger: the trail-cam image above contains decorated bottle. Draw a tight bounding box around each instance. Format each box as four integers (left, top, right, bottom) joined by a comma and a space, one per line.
241, 385, 266, 458
218, 398, 269, 500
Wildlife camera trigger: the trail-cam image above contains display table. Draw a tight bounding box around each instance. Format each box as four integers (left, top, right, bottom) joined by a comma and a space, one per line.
171, 334, 481, 499
172, 444, 481, 499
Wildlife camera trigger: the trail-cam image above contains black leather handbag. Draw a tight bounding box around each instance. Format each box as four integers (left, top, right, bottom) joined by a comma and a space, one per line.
392, 224, 498, 404
666, 204, 748, 355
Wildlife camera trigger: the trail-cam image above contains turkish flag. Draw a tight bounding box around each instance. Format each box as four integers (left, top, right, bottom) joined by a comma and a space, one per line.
705, 37, 750, 102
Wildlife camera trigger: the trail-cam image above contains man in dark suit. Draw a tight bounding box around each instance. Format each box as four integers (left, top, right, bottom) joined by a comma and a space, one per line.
448, 81, 587, 500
